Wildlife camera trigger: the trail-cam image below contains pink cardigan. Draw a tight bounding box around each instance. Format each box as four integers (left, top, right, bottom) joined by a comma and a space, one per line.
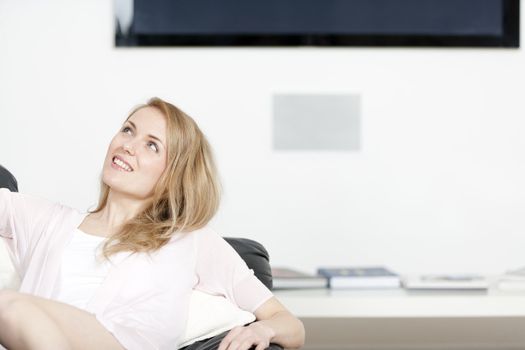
0, 188, 273, 349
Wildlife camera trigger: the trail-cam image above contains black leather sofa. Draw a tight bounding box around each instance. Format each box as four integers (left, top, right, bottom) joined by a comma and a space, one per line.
0, 165, 17, 192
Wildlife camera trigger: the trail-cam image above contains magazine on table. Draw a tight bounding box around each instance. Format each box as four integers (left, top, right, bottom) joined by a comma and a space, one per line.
496, 266, 525, 290
317, 266, 401, 289
271, 267, 328, 290
402, 274, 489, 290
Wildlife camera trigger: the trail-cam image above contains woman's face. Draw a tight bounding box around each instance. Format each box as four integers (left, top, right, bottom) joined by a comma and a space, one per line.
102, 106, 168, 200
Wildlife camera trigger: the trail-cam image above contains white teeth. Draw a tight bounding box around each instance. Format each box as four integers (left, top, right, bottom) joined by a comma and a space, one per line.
113, 157, 132, 172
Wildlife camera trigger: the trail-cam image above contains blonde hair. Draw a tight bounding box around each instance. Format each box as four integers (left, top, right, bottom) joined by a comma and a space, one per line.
91, 97, 221, 258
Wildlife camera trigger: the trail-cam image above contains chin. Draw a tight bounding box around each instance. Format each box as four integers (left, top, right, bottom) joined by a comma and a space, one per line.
104, 178, 152, 200
102, 170, 127, 192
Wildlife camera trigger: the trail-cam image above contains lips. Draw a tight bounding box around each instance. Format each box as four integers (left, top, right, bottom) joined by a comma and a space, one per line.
112, 155, 134, 172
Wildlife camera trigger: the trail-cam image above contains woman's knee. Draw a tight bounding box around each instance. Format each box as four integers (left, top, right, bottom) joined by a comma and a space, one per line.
0, 289, 27, 325
0, 289, 21, 310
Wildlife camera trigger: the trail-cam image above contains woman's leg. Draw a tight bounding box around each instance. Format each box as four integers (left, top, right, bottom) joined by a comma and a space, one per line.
0, 290, 124, 350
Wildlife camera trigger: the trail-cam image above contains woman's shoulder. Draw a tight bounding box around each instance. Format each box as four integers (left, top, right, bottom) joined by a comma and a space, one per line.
0, 188, 86, 241
188, 225, 224, 243
148, 226, 218, 263
167, 225, 224, 250
0, 188, 78, 216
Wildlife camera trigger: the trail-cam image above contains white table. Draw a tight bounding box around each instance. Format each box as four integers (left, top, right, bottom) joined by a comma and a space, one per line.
273, 287, 525, 350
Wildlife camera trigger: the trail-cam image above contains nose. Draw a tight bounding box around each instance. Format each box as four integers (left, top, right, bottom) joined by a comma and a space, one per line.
123, 143, 135, 155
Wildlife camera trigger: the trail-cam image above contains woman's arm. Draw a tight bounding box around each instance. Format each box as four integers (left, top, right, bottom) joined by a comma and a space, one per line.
218, 296, 305, 350
0, 166, 18, 235
0, 188, 60, 268
0, 188, 14, 238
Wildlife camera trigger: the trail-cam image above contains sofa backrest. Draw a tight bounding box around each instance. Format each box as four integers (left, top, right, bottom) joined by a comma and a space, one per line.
0, 165, 18, 192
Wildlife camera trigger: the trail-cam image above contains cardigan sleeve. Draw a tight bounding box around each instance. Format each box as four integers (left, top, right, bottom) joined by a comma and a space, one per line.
0, 188, 60, 271
194, 228, 273, 313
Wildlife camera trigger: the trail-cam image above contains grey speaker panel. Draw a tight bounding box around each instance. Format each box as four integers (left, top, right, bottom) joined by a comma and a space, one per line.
273, 94, 360, 151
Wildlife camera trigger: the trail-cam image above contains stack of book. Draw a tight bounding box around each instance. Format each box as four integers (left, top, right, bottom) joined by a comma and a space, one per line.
497, 275, 525, 290
317, 266, 401, 289
271, 267, 328, 290
496, 266, 525, 290
402, 274, 489, 290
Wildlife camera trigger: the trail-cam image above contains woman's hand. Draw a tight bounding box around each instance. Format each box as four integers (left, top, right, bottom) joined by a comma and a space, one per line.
218, 322, 275, 350
219, 297, 305, 350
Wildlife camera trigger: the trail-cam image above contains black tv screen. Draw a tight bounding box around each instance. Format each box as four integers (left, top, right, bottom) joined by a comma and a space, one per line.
116, 0, 519, 47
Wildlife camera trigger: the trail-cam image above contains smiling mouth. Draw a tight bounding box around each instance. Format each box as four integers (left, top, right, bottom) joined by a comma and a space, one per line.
112, 157, 134, 172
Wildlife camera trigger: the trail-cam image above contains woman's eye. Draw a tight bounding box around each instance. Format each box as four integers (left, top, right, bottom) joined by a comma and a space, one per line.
148, 142, 159, 152
121, 126, 132, 134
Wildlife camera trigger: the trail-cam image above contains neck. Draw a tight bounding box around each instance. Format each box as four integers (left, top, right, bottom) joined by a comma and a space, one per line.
92, 190, 150, 232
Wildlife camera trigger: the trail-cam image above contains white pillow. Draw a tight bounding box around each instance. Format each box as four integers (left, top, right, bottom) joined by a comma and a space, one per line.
178, 290, 255, 348
0, 239, 254, 348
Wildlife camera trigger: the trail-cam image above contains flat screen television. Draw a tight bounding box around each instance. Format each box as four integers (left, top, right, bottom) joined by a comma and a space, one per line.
115, 0, 519, 47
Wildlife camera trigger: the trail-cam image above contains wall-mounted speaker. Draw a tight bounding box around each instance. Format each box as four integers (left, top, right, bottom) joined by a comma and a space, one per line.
272, 94, 360, 151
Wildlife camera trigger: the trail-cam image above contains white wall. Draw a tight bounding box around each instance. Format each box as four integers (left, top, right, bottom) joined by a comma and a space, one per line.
1, 0, 525, 276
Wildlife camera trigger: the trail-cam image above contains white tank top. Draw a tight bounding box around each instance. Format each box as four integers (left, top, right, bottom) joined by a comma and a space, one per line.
56, 228, 111, 310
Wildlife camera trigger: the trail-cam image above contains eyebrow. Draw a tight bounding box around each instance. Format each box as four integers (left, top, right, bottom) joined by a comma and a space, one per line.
126, 120, 165, 147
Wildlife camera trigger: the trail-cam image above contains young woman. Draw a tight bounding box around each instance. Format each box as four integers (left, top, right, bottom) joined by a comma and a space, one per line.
0, 98, 305, 350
